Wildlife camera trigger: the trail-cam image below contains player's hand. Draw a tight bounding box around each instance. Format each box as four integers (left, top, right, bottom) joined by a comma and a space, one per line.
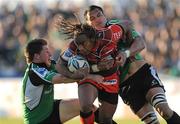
85, 74, 104, 83
97, 59, 114, 71
116, 51, 127, 66
71, 67, 89, 79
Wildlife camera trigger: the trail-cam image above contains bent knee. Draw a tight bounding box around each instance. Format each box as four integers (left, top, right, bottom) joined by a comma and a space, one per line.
156, 106, 173, 119
81, 103, 94, 112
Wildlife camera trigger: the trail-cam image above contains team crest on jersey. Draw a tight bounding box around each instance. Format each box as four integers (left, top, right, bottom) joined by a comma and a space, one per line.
151, 79, 159, 86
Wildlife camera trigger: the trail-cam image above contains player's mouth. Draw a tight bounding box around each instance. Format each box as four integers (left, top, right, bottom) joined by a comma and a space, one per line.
48, 57, 51, 62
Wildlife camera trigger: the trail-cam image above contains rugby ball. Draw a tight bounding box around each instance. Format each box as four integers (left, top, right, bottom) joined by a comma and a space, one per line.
68, 55, 89, 72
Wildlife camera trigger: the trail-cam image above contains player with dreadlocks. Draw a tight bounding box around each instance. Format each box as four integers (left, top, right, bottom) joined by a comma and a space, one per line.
55, 17, 125, 124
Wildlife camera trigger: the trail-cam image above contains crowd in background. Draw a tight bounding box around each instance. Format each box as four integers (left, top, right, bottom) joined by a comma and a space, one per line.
0, 0, 179, 77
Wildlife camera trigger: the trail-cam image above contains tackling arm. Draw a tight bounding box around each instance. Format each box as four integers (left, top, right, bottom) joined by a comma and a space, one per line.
116, 21, 146, 66
127, 35, 146, 57
51, 73, 78, 84
55, 57, 104, 83
118, 20, 146, 56
55, 56, 85, 80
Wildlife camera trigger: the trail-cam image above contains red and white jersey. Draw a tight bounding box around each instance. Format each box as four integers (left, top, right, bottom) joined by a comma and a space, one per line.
61, 24, 123, 65
61, 24, 123, 93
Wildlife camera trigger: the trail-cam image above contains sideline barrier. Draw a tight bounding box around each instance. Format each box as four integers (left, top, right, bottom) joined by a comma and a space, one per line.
0, 74, 180, 119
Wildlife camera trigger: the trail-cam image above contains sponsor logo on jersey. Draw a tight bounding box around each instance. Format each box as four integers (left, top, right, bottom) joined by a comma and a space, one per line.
113, 31, 122, 40
44, 87, 53, 94
151, 79, 161, 86
103, 79, 117, 85
110, 25, 123, 41
36, 68, 47, 77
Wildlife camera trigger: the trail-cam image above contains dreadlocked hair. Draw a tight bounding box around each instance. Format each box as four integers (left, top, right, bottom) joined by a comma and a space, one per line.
55, 17, 97, 45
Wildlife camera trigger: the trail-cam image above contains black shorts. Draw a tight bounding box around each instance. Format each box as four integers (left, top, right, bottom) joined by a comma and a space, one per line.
98, 89, 118, 105
119, 64, 165, 113
40, 100, 62, 124
79, 83, 118, 105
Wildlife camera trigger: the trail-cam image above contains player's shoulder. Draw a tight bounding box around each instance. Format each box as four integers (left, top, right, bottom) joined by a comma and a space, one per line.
29, 63, 49, 78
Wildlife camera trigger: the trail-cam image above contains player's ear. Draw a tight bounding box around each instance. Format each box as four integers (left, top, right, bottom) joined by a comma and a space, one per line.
34, 53, 40, 60
85, 19, 91, 25
90, 37, 96, 44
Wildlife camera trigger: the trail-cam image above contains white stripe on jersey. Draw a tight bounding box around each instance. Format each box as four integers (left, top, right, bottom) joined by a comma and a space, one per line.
24, 78, 43, 110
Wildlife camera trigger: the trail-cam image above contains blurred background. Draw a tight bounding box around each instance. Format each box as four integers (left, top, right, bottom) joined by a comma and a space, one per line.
0, 0, 179, 123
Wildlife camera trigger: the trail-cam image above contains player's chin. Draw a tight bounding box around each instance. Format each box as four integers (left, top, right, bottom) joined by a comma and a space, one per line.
95, 23, 104, 29
46, 60, 51, 67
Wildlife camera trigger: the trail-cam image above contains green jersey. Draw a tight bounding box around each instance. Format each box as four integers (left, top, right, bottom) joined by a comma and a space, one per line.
22, 61, 58, 124
107, 19, 143, 82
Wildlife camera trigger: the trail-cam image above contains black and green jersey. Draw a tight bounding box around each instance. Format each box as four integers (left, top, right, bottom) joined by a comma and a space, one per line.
106, 19, 143, 82
22, 61, 58, 124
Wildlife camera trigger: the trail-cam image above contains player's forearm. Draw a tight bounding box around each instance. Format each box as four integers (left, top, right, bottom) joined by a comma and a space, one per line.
128, 36, 146, 57
85, 74, 96, 80
55, 57, 74, 78
52, 74, 78, 84
82, 74, 104, 84
56, 57, 86, 80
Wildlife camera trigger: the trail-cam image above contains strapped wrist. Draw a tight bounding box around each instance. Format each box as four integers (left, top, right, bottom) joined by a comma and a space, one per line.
124, 50, 130, 58
91, 64, 100, 72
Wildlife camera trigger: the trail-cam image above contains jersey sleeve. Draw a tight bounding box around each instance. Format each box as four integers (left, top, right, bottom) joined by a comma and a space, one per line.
29, 65, 58, 85
107, 19, 130, 35
128, 28, 141, 40
97, 24, 123, 43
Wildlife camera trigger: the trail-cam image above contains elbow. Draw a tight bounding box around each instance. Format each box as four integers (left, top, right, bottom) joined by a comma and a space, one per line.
141, 39, 146, 50
55, 63, 65, 74
141, 42, 146, 50
137, 37, 146, 50
55, 64, 61, 73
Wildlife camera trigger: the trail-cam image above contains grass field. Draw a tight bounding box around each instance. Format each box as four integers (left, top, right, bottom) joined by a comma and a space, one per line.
0, 117, 166, 124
